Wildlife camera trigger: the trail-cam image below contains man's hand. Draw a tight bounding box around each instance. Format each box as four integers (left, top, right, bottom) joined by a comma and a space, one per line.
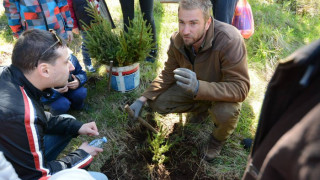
129, 96, 147, 120
72, 28, 80, 35
79, 142, 103, 157
173, 68, 199, 95
78, 122, 99, 136
54, 85, 69, 93
67, 74, 80, 90
67, 31, 74, 42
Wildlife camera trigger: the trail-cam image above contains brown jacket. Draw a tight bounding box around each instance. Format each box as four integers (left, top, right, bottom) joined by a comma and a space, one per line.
143, 19, 250, 102
242, 39, 320, 180
259, 103, 320, 180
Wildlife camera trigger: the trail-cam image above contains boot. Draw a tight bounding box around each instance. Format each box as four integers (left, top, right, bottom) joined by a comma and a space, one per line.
202, 135, 224, 161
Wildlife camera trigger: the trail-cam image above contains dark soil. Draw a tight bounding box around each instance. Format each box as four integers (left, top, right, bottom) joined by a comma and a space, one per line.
100, 122, 153, 180
100, 118, 213, 180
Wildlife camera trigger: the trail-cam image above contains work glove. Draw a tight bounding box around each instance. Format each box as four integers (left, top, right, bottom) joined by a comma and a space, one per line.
173, 68, 199, 95
129, 99, 144, 120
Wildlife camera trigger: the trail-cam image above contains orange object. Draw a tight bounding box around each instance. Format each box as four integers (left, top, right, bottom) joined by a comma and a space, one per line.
24, 12, 38, 20
232, 0, 254, 39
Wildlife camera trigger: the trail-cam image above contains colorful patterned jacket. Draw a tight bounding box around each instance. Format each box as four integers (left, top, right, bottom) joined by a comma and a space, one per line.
3, 0, 73, 38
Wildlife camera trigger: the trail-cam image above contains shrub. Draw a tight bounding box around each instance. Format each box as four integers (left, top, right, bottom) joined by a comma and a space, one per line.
83, 1, 154, 67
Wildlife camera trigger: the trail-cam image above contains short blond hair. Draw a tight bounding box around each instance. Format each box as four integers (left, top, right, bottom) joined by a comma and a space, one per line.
179, 0, 212, 21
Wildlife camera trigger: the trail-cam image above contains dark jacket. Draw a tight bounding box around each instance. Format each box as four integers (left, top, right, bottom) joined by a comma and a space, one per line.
242, 39, 320, 179
0, 65, 93, 180
259, 103, 320, 180
143, 19, 250, 102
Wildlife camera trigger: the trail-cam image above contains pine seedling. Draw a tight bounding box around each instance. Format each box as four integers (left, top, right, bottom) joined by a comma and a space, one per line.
147, 126, 172, 165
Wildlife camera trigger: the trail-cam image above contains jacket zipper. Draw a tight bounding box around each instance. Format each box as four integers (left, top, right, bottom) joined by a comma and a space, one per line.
178, 48, 195, 71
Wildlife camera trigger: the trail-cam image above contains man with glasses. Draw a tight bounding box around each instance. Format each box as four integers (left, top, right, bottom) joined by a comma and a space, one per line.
0, 29, 107, 180
3, 0, 90, 114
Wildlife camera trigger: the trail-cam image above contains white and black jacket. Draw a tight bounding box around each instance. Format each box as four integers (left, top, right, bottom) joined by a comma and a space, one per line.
0, 65, 93, 180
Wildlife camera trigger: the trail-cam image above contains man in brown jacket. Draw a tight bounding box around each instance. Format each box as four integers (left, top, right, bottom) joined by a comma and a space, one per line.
130, 0, 250, 161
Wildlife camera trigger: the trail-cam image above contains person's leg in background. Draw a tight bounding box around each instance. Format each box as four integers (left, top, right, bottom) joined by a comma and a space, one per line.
81, 31, 96, 72
119, 0, 135, 33
139, 0, 157, 62
211, 0, 239, 24
65, 86, 87, 111
203, 101, 242, 161
49, 96, 71, 115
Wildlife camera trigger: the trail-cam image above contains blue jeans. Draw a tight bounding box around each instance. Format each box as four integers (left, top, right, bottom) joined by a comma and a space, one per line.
211, 0, 239, 24
44, 135, 108, 180
50, 87, 87, 115
44, 134, 73, 161
81, 31, 92, 66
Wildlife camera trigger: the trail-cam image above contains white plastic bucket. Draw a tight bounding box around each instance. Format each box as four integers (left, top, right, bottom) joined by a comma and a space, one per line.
107, 63, 140, 93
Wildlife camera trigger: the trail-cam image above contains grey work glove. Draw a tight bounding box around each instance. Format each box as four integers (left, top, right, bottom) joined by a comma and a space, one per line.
173, 68, 199, 95
129, 99, 145, 120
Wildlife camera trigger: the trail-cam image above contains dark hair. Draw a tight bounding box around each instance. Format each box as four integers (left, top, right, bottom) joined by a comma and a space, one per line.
12, 29, 66, 73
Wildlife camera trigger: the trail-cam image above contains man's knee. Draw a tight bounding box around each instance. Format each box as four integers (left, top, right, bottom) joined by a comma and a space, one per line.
70, 87, 87, 100
210, 102, 242, 124
148, 98, 169, 114
50, 97, 71, 114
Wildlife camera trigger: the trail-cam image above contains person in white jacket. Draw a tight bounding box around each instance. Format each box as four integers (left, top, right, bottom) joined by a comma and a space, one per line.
0, 152, 20, 180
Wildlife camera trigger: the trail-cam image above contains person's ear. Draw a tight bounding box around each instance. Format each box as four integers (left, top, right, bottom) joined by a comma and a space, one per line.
205, 17, 212, 31
37, 63, 50, 78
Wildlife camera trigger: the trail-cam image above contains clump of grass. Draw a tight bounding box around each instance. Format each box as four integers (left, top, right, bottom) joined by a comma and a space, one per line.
247, 1, 320, 72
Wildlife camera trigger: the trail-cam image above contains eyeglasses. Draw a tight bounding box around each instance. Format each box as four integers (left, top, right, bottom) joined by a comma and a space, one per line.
36, 29, 63, 67
41, 29, 63, 57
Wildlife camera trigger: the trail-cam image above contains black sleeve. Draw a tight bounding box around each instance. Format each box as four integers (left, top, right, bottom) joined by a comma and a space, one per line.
45, 112, 83, 136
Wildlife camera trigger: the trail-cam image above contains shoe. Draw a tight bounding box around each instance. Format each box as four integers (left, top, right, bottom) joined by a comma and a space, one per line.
187, 111, 209, 124
241, 138, 253, 151
85, 65, 96, 72
202, 135, 223, 161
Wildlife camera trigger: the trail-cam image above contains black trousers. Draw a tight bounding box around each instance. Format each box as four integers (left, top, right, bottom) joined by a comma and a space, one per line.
119, 0, 156, 44
211, 0, 239, 24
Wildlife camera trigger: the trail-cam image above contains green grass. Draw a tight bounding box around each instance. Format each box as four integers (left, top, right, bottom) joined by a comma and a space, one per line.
0, 13, 14, 44
247, 0, 320, 70
0, 0, 320, 179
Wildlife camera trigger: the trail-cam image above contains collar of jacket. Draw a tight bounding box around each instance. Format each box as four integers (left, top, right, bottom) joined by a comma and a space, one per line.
173, 17, 215, 54
9, 65, 53, 100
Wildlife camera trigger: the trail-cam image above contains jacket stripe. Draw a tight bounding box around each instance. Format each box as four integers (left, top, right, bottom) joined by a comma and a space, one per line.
71, 155, 93, 169
20, 87, 50, 177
